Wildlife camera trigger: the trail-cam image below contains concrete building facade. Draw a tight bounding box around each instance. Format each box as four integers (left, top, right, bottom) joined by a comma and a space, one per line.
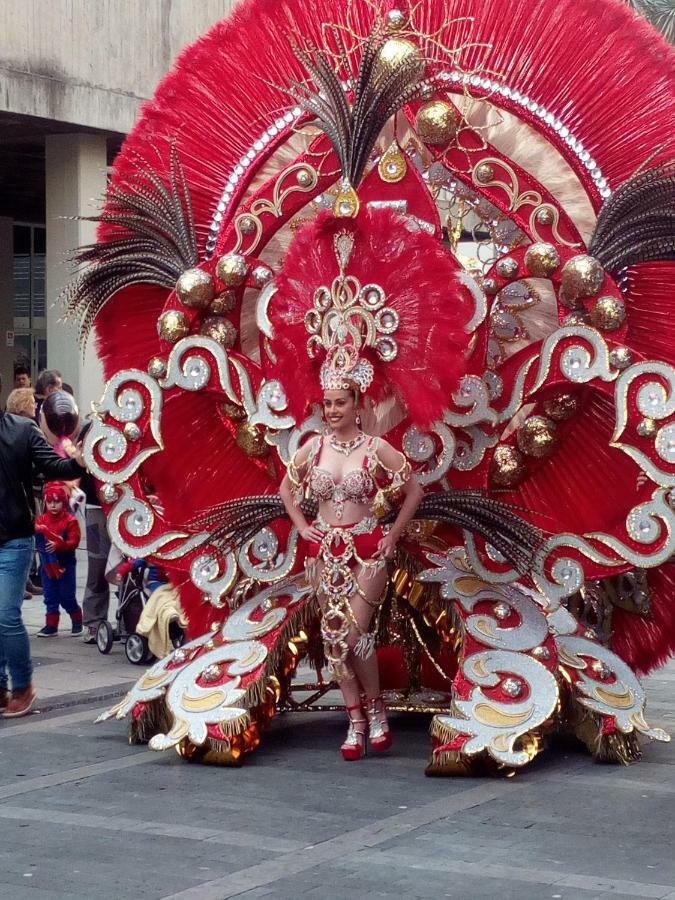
0, 0, 235, 410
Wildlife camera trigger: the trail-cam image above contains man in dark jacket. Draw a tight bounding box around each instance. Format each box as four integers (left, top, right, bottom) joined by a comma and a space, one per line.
0, 374, 86, 718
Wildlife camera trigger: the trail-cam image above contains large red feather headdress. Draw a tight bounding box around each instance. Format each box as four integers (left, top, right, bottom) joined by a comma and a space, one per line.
267, 205, 473, 426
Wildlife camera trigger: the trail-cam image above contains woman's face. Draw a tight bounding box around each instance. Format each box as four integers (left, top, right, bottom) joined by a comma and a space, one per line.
323, 389, 358, 430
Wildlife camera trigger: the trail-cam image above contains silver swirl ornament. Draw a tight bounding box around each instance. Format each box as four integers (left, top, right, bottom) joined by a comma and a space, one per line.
107, 485, 208, 559
530, 326, 615, 391
190, 551, 237, 608
434, 649, 559, 767
85, 369, 163, 483
221, 577, 312, 642
95, 631, 214, 723
445, 375, 497, 427
556, 635, 669, 743
161, 336, 239, 400
236, 527, 299, 583
149, 640, 269, 751
402, 423, 455, 485
612, 361, 675, 487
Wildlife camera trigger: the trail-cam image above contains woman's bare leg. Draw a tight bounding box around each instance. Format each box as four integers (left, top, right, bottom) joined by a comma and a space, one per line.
346, 564, 388, 700
312, 559, 363, 709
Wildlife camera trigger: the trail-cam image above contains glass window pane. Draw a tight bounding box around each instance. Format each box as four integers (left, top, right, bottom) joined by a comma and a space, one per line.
33, 227, 46, 255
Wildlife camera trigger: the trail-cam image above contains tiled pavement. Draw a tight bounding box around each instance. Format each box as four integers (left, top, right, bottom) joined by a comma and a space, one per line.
1, 553, 674, 900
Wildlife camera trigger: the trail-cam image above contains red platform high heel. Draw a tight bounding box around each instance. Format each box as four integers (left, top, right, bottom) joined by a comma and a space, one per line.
341, 704, 368, 761
365, 696, 392, 753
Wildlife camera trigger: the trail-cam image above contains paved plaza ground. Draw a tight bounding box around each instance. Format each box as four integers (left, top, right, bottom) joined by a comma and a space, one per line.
1, 550, 674, 900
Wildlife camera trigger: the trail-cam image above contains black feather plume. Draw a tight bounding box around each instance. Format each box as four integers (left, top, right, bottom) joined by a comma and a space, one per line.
381, 490, 544, 575
192, 495, 319, 553
589, 162, 675, 274
62, 144, 198, 345
289, 33, 430, 188
192, 489, 543, 575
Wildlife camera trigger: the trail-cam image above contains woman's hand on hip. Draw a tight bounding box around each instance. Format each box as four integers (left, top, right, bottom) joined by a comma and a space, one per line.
376, 531, 398, 560
300, 523, 323, 543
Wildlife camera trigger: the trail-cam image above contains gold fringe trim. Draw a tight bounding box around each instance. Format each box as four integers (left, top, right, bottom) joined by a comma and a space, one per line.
429, 715, 456, 745
560, 691, 642, 765
128, 697, 172, 746
214, 712, 251, 738
241, 595, 320, 710
425, 749, 514, 778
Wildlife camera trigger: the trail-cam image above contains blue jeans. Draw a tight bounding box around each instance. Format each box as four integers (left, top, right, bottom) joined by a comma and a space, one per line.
0, 537, 34, 691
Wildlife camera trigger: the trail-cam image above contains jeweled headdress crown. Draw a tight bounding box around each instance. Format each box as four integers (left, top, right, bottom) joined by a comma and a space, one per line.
305, 231, 399, 395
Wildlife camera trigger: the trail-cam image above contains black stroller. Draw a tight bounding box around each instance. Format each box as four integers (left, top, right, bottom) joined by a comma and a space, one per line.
96, 559, 155, 665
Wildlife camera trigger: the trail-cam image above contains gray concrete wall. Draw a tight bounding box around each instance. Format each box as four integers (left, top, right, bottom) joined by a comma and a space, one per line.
45, 133, 108, 412
0, 217, 14, 401
0, 0, 236, 133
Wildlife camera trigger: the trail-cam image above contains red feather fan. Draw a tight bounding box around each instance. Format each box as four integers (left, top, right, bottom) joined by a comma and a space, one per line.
86, 0, 675, 680
268, 206, 473, 427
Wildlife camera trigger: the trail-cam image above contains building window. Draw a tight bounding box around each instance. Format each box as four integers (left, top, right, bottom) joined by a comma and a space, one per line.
13, 223, 46, 379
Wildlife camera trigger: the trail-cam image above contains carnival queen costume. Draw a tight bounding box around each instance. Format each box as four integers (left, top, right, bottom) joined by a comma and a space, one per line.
71, 0, 675, 774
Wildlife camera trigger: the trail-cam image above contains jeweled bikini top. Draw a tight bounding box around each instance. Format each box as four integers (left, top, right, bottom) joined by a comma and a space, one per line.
288, 434, 411, 520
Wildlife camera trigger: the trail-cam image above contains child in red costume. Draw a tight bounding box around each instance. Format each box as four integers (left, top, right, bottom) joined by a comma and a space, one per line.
34, 482, 83, 637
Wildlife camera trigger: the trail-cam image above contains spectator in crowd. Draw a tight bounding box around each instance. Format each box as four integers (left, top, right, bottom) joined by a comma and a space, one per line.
13, 365, 32, 390
0, 373, 85, 718
34, 482, 83, 637
79, 421, 111, 644
6, 388, 36, 421
5, 388, 42, 598
34, 369, 62, 423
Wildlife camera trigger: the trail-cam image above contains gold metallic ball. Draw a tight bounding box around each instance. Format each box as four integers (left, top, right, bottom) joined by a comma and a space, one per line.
542, 393, 579, 422
157, 309, 189, 343
589, 295, 626, 331
535, 207, 555, 225
199, 316, 237, 349
209, 291, 236, 315
252, 266, 273, 288
637, 417, 658, 438
176, 268, 215, 309
496, 256, 519, 279
415, 101, 458, 146
147, 356, 167, 379
483, 277, 499, 295
609, 346, 632, 370
377, 37, 423, 76
475, 162, 495, 184
517, 415, 558, 458
239, 215, 257, 235
490, 445, 526, 488
563, 312, 589, 326
524, 242, 561, 278
235, 421, 268, 457
216, 253, 249, 287
221, 401, 245, 421
123, 422, 141, 442
386, 8, 407, 30
560, 254, 605, 304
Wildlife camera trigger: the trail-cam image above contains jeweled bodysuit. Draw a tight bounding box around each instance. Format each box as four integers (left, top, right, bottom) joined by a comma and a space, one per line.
289, 435, 410, 676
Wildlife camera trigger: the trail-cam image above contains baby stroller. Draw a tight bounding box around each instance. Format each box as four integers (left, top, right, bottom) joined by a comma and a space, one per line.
96, 559, 155, 665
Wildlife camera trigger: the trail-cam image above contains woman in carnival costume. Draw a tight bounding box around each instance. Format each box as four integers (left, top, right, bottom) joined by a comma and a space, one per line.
70, 0, 674, 773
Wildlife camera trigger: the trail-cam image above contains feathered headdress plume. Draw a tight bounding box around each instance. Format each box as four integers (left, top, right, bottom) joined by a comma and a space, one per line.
589, 162, 675, 273
62, 144, 198, 344
289, 31, 431, 191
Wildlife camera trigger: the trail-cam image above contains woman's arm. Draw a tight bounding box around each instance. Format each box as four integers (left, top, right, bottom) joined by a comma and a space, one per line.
374, 440, 423, 559
279, 439, 322, 543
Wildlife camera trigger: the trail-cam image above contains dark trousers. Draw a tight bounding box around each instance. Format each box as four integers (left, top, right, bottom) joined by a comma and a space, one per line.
82, 507, 111, 627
